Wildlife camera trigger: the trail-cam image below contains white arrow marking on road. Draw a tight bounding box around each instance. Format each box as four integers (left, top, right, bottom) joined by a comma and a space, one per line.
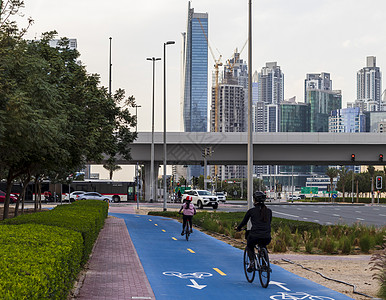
270, 281, 290, 291
187, 279, 207, 290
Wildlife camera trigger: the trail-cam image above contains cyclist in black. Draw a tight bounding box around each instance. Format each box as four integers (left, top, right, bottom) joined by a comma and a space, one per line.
236, 191, 272, 272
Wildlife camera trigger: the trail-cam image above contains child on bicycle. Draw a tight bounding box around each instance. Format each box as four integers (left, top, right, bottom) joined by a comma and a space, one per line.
178, 196, 196, 235
235, 191, 272, 272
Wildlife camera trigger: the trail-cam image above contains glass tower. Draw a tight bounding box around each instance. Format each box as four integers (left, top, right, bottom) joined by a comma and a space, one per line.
183, 2, 208, 132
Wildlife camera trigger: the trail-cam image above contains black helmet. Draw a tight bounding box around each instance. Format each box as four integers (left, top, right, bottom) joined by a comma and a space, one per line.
253, 191, 266, 204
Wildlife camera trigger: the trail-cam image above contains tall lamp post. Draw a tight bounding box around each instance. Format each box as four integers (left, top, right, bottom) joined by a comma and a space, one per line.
247, 0, 253, 210
135, 104, 141, 209
147, 57, 161, 202
163, 41, 175, 211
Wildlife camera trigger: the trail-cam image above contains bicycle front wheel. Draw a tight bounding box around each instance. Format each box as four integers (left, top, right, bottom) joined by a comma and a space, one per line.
243, 247, 255, 283
258, 247, 270, 288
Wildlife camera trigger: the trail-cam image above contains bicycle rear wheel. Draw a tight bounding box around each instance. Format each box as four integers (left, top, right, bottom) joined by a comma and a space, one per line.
243, 247, 255, 283
258, 247, 270, 288
185, 223, 190, 241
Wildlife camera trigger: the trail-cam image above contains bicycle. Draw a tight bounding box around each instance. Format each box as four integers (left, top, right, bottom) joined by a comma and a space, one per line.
243, 244, 271, 288
183, 220, 191, 241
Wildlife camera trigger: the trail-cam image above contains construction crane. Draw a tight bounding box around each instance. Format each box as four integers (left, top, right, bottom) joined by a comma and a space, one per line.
225, 39, 248, 82
197, 18, 222, 133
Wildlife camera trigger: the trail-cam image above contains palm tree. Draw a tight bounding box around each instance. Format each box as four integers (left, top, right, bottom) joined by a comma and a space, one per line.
103, 157, 122, 180
367, 165, 375, 203
338, 167, 348, 202
326, 167, 338, 202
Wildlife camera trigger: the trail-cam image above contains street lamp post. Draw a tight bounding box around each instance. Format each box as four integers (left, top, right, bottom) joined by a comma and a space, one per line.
147, 57, 161, 202
134, 104, 141, 209
247, 0, 253, 210
163, 41, 175, 212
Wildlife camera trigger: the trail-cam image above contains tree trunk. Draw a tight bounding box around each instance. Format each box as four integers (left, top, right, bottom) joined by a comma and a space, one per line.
3, 169, 14, 220
330, 179, 333, 202
356, 180, 359, 203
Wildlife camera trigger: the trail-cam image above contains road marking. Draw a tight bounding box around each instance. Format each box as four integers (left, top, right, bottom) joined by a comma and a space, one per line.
314, 220, 319, 223
333, 214, 340, 217
303, 218, 308, 220
172, 237, 177, 241
162, 229, 166, 232
380, 214, 386, 217
270, 281, 290, 291
313, 210, 319, 213
187, 248, 195, 253
334, 208, 340, 210
355, 211, 361, 213
213, 268, 226, 276
273, 211, 299, 218
356, 218, 364, 221
187, 279, 206, 290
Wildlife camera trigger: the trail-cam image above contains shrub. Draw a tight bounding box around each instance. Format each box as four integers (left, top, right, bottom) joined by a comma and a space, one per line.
340, 237, 352, 255
359, 234, 371, 253
0, 224, 83, 299
321, 237, 336, 254
273, 237, 287, 252
2, 200, 108, 264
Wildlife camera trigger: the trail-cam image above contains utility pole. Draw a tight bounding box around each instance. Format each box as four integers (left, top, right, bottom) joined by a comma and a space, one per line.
109, 37, 112, 97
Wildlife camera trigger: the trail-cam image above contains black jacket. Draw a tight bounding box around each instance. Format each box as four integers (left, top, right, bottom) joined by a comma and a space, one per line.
237, 205, 272, 239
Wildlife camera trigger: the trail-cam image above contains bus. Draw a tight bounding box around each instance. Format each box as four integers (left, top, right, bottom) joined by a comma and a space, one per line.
63, 180, 136, 202
0, 180, 136, 203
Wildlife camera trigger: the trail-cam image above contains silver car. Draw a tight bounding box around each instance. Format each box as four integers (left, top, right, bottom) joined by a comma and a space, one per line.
215, 192, 226, 203
78, 192, 112, 202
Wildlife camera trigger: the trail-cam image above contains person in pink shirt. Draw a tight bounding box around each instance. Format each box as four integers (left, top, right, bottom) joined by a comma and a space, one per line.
178, 196, 196, 235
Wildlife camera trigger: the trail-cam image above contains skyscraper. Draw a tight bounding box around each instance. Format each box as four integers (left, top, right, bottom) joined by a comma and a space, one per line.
182, 1, 208, 132
329, 107, 365, 133
304, 73, 332, 103
357, 56, 382, 111
307, 89, 342, 132
257, 62, 284, 104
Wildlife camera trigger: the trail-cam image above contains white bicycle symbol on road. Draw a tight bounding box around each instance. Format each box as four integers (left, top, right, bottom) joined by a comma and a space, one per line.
270, 292, 335, 300
163, 271, 213, 279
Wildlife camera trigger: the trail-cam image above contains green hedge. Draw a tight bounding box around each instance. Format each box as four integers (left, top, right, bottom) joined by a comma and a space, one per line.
0, 224, 83, 299
2, 200, 108, 263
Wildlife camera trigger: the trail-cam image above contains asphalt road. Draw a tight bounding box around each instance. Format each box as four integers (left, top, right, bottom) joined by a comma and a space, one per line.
141, 201, 386, 227
111, 213, 353, 300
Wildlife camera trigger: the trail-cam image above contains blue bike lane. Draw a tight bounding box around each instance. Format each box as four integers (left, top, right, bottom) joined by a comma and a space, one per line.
111, 213, 354, 300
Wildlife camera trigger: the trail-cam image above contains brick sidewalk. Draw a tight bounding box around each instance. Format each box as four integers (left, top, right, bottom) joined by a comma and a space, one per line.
74, 207, 155, 300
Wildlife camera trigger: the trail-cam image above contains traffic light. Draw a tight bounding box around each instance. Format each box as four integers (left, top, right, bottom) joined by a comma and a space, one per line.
379, 154, 384, 162
351, 154, 355, 161
376, 176, 383, 190
166, 176, 171, 187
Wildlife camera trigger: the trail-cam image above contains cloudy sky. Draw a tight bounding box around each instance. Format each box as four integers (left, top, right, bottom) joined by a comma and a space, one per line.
19, 0, 386, 133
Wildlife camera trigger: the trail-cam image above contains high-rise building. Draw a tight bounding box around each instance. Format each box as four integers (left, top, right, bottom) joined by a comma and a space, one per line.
279, 98, 310, 132
357, 56, 382, 111
304, 73, 332, 102
329, 107, 365, 133
364, 111, 386, 132
210, 84, 245, 133
306, 89, 342, 132
49, 39, 77, 50
257, 62, 284, 104
182, 1, 208, 133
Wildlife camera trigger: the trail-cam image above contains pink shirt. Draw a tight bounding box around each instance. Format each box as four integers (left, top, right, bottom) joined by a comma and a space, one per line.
182, 202, 196, 216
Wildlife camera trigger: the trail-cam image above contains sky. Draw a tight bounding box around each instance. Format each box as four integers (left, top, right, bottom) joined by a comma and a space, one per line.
17, 0, 386, 135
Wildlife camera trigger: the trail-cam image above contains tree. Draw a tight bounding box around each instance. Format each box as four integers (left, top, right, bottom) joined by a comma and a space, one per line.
326, 167, 338, 202
337, 167, 349, 201
0, 29, 137, 219
103, 157, 122, 180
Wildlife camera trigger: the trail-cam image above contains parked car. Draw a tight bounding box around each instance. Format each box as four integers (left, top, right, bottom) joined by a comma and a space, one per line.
78, 192, 112, 202
182, 189, 218, 209
288, 195, 301, 201
64, 191, 86, 202
215, 192, 226, 203
0, 190, 17, 203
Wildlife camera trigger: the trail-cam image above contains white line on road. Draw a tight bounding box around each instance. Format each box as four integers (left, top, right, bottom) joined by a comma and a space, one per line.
313, 211, 319, 213
273, 212, 299, 218
333, 214, 340, 217
356, 218, 365, 221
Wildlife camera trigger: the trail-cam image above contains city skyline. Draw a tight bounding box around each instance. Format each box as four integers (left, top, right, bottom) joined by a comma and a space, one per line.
19, 0, 386, 133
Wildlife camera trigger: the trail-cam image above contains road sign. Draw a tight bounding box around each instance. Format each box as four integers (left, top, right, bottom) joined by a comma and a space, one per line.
332, 193, 337, 198
301, 187, 318, 194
